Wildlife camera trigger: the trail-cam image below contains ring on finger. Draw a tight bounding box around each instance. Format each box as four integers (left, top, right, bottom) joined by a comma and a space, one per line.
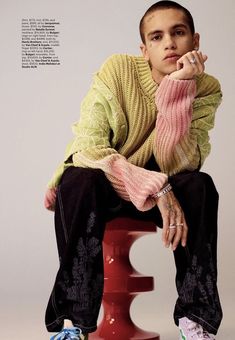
169, 223, 176, 229
176, 223, 184, 227
189, 56, 196, 64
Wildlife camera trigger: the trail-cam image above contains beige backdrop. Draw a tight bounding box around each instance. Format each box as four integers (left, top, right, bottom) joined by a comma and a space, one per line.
0, 0, 234, 339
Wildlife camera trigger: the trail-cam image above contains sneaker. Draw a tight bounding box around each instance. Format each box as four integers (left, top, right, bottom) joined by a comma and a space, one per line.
179, 317, 215, 339
50, 327, 88, 340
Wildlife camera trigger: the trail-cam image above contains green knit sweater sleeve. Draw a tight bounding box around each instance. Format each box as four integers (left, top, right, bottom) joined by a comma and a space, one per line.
47, 84, 123, 188
47, 54, 132, 189
191, 74, 222, 167
70, 86, 123, 160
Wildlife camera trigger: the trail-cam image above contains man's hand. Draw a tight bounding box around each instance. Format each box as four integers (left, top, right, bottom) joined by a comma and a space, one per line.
44, 187, 57, 211
169, 50, 207, 81
155, 191, 188, 251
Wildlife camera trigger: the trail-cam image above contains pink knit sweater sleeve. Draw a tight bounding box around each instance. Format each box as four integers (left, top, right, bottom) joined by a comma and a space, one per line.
154, 76, 197, 173
104, 155, 168, 211
74, 151, 168, 211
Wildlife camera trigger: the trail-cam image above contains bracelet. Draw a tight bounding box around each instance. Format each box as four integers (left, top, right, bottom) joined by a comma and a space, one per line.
152, 183, 172, 199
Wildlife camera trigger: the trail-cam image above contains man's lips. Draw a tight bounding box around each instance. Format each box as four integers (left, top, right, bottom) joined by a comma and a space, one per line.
164, 54, 181, 61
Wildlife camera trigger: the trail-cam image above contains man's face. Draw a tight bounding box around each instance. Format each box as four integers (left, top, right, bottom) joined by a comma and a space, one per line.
141, 8, 199, 83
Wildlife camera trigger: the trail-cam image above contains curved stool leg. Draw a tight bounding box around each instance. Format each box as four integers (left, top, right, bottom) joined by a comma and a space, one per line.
90, 217, 160, 340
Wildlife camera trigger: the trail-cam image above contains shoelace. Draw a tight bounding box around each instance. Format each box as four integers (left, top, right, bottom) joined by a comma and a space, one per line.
186, 320, 212, 339
52, 327, 82, 340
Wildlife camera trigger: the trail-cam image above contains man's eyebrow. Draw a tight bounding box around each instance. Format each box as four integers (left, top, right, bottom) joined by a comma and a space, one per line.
147, 24, 188, 38
172, 24, 188, 30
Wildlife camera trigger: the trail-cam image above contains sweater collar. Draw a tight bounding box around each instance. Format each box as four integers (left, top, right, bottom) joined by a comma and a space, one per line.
133, 55, 158, 101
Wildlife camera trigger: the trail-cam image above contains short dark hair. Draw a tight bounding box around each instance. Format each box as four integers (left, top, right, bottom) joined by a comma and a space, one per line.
139, 0, 195, 44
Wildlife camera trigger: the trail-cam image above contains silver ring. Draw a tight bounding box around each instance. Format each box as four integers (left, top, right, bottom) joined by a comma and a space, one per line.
176, 223, 184, 227
169, 224, 176, 229
189, 56, 196, 64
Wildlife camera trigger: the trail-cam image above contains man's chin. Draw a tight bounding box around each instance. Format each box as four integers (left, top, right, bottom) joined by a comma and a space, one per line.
152, 66, 177, 83
165, 66, 178, 75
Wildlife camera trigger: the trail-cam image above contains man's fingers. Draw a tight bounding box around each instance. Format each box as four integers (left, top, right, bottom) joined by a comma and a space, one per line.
191, 51, 204, 73
157, 191, 188, 251
170, 208, 182, 250
166, 208, 178, 247
51, 190, 56, 199
181, 221, 188, 247
176, 58, 184, 70
44, 188, 57, 211
44, 196, 54, 210
202, 54, 208, 62
180, 50, 207, 73
44, 200, 55, 211
162, 213, 170, 246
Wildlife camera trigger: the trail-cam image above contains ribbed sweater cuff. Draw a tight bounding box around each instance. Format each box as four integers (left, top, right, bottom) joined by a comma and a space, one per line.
106, 156, 168, 211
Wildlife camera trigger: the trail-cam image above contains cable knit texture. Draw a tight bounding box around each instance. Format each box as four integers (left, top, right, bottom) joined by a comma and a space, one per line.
47, 54, 222, 211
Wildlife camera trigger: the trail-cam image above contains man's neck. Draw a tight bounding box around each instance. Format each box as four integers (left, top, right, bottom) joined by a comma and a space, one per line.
151, 68, 165, 85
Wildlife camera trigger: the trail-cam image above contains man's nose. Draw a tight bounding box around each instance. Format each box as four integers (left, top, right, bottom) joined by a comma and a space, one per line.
164, 34, 176, 49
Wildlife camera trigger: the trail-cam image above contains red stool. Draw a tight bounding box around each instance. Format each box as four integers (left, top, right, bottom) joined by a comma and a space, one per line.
90, 217, 160, 340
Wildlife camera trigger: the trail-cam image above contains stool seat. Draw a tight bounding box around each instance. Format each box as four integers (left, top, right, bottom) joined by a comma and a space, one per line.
105, 217, 157, 232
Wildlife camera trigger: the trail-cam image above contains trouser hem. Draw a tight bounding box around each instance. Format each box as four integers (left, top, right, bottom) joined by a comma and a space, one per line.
189, 313, 218, 335
46, 315, 97, 334
175, 313, 218, 335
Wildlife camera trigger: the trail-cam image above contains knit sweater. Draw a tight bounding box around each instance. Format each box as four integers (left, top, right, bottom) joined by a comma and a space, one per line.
48, 54, 222, 211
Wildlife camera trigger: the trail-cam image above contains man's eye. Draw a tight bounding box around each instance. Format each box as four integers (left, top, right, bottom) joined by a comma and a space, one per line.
175, 30, 185, 36
152, 35, 161, 41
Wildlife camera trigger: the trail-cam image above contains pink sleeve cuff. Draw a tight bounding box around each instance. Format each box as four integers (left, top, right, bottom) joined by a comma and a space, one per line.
104, 155, 168, 211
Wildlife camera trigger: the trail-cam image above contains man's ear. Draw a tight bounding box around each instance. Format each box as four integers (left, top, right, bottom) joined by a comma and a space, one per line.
140, 43, 150, 61
193, 33, 200, 50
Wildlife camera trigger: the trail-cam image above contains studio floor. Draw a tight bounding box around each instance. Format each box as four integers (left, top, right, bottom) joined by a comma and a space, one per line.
2, 299, 233, 339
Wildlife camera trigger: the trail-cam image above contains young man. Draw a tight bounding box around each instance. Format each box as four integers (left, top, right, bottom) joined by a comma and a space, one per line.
44, 1, 223, 339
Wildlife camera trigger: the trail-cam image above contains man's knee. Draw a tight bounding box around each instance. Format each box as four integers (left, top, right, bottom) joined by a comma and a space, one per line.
188, 172, 218, 200
60, 166, 107, 187
170, 171, 219, 202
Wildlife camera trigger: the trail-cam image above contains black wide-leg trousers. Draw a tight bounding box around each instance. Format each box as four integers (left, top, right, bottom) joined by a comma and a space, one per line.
45, 166, 222, 335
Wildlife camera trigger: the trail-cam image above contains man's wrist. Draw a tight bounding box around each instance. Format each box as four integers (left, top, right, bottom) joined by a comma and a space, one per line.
168, 73, 194, 81
151, 183, 172, 199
